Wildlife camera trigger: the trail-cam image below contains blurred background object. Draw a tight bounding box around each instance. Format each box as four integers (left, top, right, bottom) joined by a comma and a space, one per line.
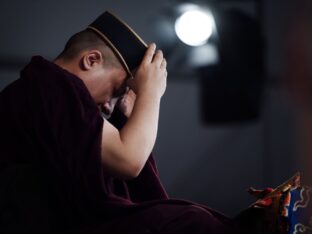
283, 0, 312, 186
0, 0, 307, 216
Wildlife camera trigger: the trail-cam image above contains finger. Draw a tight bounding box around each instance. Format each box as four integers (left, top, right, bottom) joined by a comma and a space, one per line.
160, 58, 167, 69
128, 88, 136, 98
247, 187, 273, 199
142, 43, 156, 65
163, 69, 168, 77
255, 198, 273, 207
153, 50, 163, 66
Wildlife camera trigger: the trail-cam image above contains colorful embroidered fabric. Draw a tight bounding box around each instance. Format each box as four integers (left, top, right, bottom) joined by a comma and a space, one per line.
245, 173, 312, 234
280, 185, 312, 234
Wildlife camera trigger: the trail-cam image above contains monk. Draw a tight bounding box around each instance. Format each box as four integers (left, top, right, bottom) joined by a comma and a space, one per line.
0, 11, 235, 233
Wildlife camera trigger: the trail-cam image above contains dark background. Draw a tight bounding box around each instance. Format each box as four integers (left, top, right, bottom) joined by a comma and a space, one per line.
0, 0, 303, 216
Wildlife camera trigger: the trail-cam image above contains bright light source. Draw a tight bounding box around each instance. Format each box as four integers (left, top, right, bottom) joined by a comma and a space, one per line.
175, 9, 214, 46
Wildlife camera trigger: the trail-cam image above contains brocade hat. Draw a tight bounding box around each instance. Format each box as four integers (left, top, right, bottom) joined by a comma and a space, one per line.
88, 11, 148, 77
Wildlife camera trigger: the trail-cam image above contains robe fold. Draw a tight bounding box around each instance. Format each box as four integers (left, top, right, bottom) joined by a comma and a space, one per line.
0, 56, 235, 233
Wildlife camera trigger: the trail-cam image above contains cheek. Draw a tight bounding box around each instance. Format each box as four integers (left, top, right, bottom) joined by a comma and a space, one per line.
98, 82, 113, 101
115, 70, 128, 85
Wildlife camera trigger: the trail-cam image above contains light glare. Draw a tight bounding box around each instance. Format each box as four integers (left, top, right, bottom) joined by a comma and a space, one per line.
175, 10, 214, 46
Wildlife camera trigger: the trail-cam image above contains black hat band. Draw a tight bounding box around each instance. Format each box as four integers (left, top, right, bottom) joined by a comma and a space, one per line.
88, 11, 148, 77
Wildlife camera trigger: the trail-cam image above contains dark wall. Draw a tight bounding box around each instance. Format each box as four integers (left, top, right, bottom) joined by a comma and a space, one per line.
0, 0, 299, 216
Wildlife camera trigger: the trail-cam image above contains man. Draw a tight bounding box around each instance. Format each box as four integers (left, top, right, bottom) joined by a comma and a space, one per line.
0, 11, 234, 233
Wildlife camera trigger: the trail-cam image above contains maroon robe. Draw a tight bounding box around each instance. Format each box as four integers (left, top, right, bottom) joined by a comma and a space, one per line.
0, 56, 235, 233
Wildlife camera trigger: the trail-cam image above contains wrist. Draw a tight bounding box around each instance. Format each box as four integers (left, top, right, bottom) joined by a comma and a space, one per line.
135, 89, 162, 101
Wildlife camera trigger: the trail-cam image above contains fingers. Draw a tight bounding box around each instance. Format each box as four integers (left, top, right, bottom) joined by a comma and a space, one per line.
142, 43, 166, 68
131, 43, 167, 98
247, 187, 274, 199
142, 43, 156, 65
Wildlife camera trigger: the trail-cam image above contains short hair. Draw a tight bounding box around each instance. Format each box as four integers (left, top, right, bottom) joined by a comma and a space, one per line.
57, 29, 122, 68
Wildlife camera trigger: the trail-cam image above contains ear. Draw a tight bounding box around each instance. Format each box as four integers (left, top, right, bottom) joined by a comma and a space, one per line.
81, 50, 103, 71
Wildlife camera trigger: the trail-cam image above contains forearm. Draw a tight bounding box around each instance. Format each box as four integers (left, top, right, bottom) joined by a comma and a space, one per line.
100, 43, 166, 179
119, 92, 160, 168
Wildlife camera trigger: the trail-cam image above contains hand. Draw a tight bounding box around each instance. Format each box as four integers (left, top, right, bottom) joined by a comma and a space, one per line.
247, 187, 274, 199
248, 187, 274, 207
117, 89, 136, 118
128, 43, 167, 99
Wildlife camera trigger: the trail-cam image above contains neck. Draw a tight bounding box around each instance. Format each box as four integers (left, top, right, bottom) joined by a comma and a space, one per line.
54, 57, 98, 103
54, 57, 84, 79
54, 57, 71, 72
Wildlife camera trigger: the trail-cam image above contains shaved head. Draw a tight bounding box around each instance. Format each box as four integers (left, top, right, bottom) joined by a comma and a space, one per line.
57, 29, 122, 69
